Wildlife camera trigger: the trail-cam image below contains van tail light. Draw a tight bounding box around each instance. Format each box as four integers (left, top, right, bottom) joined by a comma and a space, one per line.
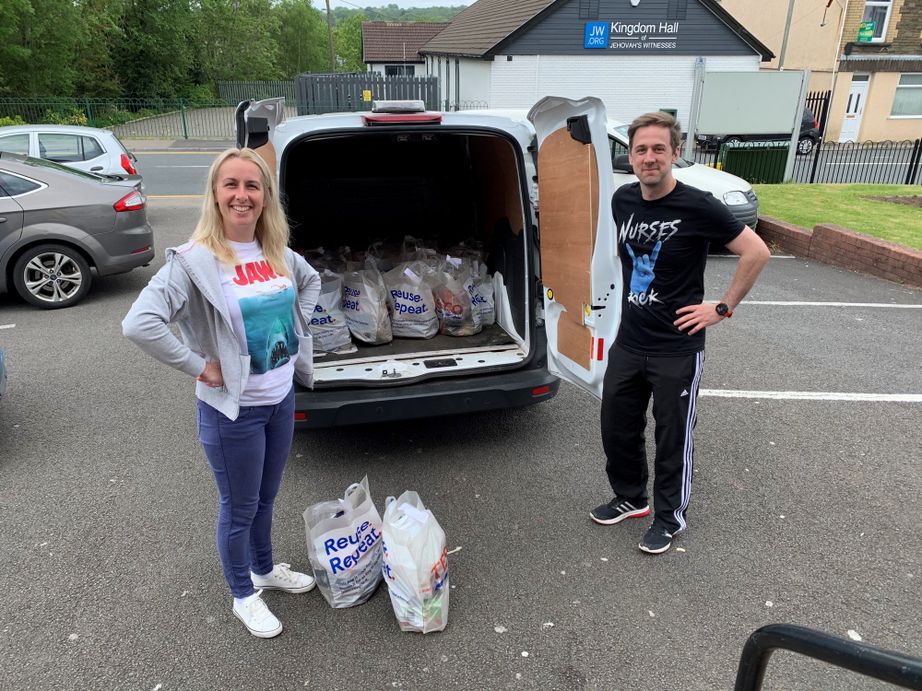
114, 190, 145, 212
813, 116, 818, 129
532, 386, 552, 396
294, 412, 308, 421
362, 113, 442, 126
120, 153, 137, 175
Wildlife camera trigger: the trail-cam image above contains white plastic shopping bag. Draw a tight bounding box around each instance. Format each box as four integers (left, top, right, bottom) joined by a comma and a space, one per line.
309, 270, 354, 353
433, 255, 481, 337
381, 491, 449, 633
303, 476, 383, 608
342, 260, 393, 345
383, 261, 439, 339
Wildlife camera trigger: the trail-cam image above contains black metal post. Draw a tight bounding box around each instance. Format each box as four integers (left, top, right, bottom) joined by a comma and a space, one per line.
808, 139, 823, 184
734, 624, 922, 691
904, 138, 922, 186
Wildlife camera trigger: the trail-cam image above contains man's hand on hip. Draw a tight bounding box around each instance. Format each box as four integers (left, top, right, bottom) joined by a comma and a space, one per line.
674, 303, 725, 335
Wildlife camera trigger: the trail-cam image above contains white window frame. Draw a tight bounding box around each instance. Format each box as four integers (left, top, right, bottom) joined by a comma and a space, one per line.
861, 0, 892, 43
890, 73, 922, 119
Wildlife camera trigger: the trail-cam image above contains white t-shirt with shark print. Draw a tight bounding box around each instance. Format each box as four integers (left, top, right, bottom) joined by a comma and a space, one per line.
219, 240, 298, 406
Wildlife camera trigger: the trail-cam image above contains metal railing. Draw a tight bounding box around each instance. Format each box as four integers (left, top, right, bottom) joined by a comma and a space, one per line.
687, 139, 922, 186
734, 624, 922, 691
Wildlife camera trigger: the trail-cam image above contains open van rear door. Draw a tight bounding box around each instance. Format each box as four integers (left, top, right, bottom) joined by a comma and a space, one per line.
235, 97, 286, 176
528, 96, 621, 400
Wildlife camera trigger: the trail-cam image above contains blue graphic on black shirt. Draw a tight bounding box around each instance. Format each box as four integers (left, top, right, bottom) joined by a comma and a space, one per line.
239, 286, 298, 374
626, 240, 663, 306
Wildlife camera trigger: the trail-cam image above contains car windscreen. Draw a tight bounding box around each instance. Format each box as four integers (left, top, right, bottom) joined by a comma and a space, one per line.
15, 154, 107, 182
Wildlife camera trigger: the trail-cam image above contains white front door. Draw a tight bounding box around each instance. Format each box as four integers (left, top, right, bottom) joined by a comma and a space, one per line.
528, 96, 621, 400
839, 76, 869, 142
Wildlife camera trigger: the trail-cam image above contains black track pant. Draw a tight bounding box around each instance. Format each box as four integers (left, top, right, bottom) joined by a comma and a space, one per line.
600, 343, 704, 534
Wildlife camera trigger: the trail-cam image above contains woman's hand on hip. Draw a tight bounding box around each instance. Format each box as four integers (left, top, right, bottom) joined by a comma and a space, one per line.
197, 360, 225, 388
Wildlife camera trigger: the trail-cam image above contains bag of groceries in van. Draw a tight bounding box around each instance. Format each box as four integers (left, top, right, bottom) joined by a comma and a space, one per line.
381, 491, 449, 633
433, 255, 482, 337
309, 270, 355, 354
303, 476, 384, 609
471, 260, 495, 327
342, 259, 393, 345
383, 261, 438, 339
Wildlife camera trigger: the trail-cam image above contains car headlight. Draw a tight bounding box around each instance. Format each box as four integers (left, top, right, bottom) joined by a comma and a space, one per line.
723, 191, 749, 206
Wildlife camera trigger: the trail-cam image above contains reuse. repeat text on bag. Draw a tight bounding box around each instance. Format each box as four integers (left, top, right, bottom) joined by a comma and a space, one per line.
303, 476, 383, 608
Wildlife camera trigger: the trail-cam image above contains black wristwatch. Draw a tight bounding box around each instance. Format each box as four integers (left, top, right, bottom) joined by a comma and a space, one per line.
715, 302, 733, 318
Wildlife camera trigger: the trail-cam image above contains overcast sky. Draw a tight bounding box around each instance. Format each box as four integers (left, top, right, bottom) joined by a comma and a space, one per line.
328, 0, 474, 9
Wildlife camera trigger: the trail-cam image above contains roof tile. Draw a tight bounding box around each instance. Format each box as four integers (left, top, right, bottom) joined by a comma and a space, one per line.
362, 22, 450, 63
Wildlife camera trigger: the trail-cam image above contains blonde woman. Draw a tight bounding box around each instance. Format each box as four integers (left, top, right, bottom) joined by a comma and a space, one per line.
123, 148, 321, 638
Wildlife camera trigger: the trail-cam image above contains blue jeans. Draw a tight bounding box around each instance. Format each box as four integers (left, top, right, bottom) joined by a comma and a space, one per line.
197, 387, 295, 598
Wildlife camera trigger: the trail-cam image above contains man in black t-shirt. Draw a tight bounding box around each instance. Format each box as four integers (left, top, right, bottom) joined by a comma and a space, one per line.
590, 112, 770, 554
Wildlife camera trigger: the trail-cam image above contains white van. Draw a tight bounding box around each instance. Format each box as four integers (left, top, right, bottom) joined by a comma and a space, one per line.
236, 97, 757, 427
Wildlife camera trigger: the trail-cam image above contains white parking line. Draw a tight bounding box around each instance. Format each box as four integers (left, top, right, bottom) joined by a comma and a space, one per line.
0, 323, 14, 330
741, 301, 922, 308
701, 389, 922, 402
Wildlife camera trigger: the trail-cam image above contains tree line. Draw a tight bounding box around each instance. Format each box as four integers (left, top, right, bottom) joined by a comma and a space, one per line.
0, 1, 467, 99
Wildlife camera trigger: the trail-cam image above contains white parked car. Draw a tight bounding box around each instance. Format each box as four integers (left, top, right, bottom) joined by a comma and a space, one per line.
0, 124, 141, 181
467, 108, 759, 228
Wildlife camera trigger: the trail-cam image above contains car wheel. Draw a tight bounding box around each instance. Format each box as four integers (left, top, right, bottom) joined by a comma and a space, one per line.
797, 136, 815, 155
12, 244, 92, 309
723, 136, 743, 146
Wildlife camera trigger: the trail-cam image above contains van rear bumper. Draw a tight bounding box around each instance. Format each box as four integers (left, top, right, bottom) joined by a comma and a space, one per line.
294, 368, 560, 428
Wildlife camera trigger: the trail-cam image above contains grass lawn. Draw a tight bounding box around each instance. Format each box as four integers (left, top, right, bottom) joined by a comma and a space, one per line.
752, 183, 922, 251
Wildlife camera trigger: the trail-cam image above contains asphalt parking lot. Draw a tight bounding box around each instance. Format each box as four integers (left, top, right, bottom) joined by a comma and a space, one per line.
0, 199, 920, 690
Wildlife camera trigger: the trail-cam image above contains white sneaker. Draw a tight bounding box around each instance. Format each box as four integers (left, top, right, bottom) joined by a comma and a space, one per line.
251, 563, 316, 594
233, 590, 283, 638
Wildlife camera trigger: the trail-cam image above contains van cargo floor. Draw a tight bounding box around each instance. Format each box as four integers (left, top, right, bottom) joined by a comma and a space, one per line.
315, 323, 518, 366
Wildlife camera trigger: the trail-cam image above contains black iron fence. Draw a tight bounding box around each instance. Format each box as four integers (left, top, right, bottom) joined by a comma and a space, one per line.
688, 139, 922, 186
805, 89, 832, 138
295, 73, 439, 114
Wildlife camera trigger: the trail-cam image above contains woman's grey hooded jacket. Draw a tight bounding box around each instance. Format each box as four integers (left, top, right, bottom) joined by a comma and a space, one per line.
122, 241, 320, 420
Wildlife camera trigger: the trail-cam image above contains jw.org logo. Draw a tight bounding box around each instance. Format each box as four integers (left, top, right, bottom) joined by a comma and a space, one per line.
584, 21, 609, 49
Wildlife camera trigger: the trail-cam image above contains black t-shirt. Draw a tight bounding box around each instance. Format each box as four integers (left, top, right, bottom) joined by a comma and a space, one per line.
612, 180, 743, 356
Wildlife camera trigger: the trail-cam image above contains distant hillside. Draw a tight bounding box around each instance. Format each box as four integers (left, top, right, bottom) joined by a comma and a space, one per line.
331, 5, 468, 23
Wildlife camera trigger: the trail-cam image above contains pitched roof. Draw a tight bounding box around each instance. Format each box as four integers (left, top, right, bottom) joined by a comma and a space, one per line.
420, 0, 555, 58
362, 22, 450, 63
421, 0, 773, 61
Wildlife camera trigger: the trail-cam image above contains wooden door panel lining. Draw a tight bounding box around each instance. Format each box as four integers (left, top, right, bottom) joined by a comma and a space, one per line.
537, 127, 600, 371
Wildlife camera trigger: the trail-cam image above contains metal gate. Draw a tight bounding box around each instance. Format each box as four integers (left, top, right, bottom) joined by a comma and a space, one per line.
295, 73, 439, 115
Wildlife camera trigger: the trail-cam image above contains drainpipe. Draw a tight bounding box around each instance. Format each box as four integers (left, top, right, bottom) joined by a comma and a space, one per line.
778, 0, 797, 70
827, 0, 850, 141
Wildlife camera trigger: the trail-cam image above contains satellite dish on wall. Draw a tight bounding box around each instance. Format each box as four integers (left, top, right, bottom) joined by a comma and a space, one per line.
630, 0, 641, 6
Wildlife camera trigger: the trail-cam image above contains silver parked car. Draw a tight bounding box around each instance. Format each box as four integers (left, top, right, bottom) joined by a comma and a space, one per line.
0, 124, 141, 180
0, 153, 154, 309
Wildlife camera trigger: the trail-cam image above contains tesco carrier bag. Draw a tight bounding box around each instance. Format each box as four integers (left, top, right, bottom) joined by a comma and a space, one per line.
381, 491, 449, 633
303, 476, 383, 608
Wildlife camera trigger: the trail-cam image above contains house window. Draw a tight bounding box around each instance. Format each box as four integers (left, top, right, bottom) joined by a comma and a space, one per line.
891, 74, 922, 117
861, 0, 892, 42
579, 0, 599, 19
385, 65, 415, 77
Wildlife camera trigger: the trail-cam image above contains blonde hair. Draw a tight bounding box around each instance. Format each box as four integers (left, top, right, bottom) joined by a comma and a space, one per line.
191, 148, 290, 276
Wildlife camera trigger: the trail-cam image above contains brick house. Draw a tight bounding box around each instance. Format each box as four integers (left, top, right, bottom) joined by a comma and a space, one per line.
719, 0, 922, 142
361, 22, 449, 77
